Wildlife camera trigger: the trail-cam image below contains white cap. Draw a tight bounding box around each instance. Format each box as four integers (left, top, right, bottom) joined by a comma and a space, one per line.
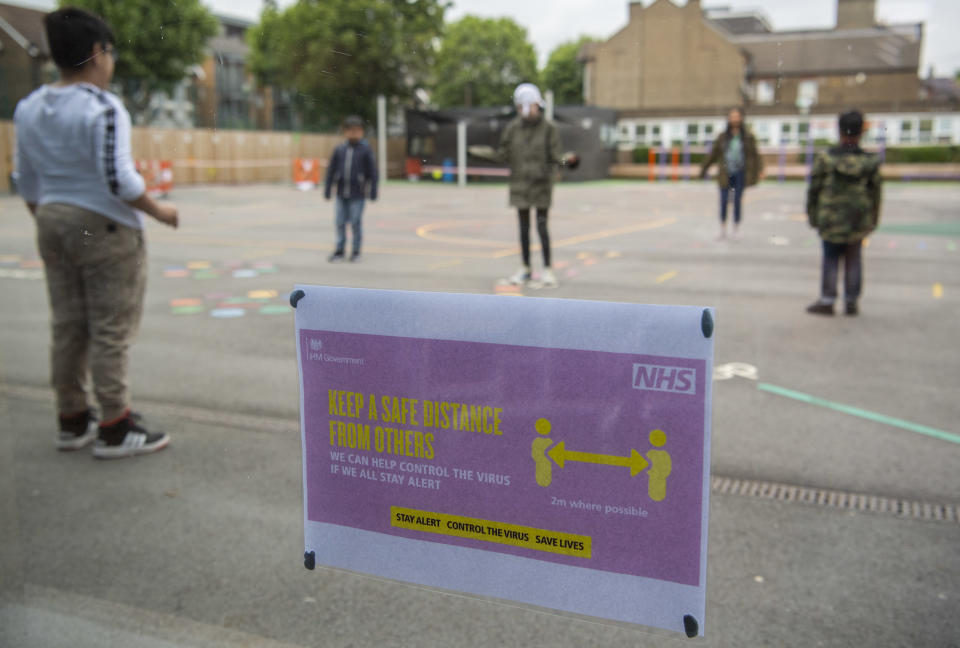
513, 83, 543, 117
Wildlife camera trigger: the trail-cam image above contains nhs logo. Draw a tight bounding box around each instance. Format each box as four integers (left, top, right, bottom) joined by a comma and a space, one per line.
632, 363, 697, 395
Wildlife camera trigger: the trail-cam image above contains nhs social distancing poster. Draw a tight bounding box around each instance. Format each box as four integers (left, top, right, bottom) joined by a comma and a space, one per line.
294, 286, 714, 636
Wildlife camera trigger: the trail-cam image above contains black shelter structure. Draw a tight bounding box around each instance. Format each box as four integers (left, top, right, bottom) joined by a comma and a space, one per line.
405, 106, 617, 182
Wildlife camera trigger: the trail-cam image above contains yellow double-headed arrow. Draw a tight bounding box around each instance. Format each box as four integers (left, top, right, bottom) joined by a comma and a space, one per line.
547, 441, 648, 477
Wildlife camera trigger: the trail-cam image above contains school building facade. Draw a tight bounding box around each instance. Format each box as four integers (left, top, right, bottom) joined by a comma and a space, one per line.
579, 0, 960, 152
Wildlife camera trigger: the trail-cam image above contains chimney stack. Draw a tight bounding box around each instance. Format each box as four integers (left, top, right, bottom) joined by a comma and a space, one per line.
836, 0, 876, 30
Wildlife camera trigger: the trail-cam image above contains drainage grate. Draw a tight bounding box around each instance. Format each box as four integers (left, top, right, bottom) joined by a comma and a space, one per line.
711, 476, 959, 523
4, 382, 958, 523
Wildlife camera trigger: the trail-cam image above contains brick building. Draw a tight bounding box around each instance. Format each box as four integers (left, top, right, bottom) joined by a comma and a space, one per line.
0, 3, 54, 120
580, 0, 960, 149
0, 4, 294, 131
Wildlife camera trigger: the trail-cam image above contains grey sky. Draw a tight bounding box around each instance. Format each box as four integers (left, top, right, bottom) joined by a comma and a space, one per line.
10, 0, 960, 76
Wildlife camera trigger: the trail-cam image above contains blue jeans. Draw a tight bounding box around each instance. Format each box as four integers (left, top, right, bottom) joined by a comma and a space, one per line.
820, 240, 863, 304
719, 168, 746, 224
334, 197, 364, 255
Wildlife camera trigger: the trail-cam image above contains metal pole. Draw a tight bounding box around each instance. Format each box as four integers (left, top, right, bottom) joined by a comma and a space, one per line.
377, 94, 387, 190
545, 90, 554, 121
457, 120, 467, 188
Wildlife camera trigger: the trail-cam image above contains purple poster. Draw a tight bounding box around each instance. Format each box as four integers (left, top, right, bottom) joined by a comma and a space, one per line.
295, 286, 713, 635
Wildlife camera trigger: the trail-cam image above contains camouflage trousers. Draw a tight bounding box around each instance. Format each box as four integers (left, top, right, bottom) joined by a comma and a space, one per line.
35, 203, 147, 421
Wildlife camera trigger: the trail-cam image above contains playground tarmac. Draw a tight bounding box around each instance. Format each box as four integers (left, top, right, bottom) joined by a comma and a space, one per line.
1, 179, 958, 646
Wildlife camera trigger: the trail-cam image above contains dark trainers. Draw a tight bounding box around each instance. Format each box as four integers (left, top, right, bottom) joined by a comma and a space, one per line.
845, 302, 859, 316
348, 252, 360, 262
57, 409, 98, 451
93, 410, 169, 459
327, 252, 344, 263
806, 301, 834, 316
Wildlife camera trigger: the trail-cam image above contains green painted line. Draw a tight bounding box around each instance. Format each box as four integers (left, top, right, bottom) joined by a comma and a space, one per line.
757, 382, 960, 445
878, 222, 960, 238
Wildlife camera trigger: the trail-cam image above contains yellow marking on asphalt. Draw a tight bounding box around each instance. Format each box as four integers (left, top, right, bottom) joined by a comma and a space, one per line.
416, 221, 510, 248
606, 251, 622, 258
789, 214, 807, 222
656, 270, 678, 283
151, 216, 678, 261
492, 217, 678, 259
428, 259, 464, 271
863, 238, 870, 248
148, 234, 495, 258
243, 248, 286, 260
933, 283, 943, 299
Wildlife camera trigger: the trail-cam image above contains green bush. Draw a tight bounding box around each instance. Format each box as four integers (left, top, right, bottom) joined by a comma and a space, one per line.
795, 145, 960, 164
882, 146, 960, 164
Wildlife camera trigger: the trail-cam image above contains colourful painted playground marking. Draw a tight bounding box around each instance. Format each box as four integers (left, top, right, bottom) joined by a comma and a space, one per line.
0, 254, 44, 280
168, 289, 291, 318
163, 260, 279, 280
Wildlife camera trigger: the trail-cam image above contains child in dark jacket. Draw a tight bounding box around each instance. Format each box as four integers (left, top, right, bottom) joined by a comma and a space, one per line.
324, 115, 378, 262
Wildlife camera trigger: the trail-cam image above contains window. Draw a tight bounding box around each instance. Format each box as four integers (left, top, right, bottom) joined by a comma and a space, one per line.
754, 121, 772, 145
900, 120, 914, 144
754, 81, 774, 105
936, 117, 955, 144
918, 119, 933, 144
798, 122, 810, 143
687, 123, 699, 143
780, 122, 793, 143
796, 80, 818, 111
650, 125, 662, 147
409, 136, 435, 156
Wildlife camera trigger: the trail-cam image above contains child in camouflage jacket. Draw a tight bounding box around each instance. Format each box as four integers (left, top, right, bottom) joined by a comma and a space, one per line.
806, 110, 882, 316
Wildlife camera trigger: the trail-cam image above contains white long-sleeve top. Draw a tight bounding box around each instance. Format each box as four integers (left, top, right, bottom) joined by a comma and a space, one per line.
14, 82, 146, 229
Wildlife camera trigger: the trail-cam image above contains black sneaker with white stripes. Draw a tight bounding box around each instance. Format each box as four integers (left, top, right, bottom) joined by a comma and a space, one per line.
92, 410, 169, 459
57, 409, 98, 451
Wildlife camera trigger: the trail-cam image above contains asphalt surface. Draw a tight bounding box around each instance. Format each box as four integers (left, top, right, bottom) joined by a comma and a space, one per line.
1, 180, 958, 646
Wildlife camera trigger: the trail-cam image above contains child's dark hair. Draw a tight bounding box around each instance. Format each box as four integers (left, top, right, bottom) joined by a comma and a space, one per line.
342, 115, 364, 129
839, 110, 864, 137
45, 7, 116, 70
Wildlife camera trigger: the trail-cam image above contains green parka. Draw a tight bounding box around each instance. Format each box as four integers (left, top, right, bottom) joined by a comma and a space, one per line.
700, 129, 763, 188
497, 115, 564, 209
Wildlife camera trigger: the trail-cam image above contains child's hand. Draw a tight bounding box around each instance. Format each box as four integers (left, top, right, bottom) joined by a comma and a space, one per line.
153, 203, 179, 229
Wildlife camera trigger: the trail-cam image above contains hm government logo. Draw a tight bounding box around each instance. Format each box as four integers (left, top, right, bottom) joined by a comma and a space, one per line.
307, 336, 365, 367
308, 337, 322, 361
632, 363, 696, 395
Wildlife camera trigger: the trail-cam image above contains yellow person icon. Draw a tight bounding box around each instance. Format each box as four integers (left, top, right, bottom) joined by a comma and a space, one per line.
531, 418, 554, 487
645, 429, 671, 501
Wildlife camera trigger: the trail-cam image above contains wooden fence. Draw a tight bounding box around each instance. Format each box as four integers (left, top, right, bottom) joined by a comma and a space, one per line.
1, 120, 405, 193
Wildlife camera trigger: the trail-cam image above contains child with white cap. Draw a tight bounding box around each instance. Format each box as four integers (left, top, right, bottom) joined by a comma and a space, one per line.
471, 83, 577, 287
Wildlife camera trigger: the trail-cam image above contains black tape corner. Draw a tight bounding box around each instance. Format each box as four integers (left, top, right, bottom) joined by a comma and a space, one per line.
304, 551, 315, 570
700, 309, 714, 339
683, 614, 699, 638
290, 289, 306, 309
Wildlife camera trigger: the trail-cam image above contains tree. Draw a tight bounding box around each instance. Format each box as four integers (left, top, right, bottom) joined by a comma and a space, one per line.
542, 36, 596, 106
60, 0, 218, 122
432, 16, 539, 108
247, 0, 446, 131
